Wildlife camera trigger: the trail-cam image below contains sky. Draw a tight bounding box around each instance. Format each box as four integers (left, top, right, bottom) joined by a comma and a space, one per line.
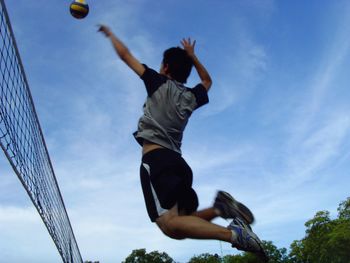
1, 0, 350, 262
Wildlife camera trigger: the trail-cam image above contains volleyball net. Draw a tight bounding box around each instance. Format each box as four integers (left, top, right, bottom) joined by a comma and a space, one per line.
0, 1, 83, 262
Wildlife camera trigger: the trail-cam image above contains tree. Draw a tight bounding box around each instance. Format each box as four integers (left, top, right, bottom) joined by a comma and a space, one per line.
222, 251, 270, 263
289, 240, 305, 263
326, 218, 350, 262
189, 253, 221, 263
262, 241, 289, 263
289, 197, 350, 263
122, 248, 175, 263
303, 210, 333, 262
327, 197, 350, 262
337, 197, 350, 220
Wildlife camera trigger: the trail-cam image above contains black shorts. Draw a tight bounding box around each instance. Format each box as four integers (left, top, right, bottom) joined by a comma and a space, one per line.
140, 148, 199, 222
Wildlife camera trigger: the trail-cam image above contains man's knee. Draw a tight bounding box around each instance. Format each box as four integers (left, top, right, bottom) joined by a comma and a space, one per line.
156, 214, 185, 240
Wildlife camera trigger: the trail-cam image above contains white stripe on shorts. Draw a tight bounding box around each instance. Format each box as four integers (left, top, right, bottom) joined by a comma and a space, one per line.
142, 163, 168, 217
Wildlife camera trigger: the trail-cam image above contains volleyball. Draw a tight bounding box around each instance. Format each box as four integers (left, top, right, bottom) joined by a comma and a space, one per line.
70, 0, 89, 19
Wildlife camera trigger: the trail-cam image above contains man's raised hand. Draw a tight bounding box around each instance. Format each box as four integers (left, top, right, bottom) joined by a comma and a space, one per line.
181, 38, 196, 58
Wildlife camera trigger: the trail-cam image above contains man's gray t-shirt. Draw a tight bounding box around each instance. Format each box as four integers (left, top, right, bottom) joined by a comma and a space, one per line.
133, 65, 209, 154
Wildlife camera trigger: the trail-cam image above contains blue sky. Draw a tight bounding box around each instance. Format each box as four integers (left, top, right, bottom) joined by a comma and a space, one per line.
1, 0, 350, 262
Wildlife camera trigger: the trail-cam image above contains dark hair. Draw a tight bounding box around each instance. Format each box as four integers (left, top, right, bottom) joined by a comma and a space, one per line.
162, 47, 193, 83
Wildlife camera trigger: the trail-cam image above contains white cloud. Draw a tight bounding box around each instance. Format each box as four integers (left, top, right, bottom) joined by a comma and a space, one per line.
0, 206, 38, 223
0, 205, 59, 262
201, 31, 269, 116
283, 113, 350, 186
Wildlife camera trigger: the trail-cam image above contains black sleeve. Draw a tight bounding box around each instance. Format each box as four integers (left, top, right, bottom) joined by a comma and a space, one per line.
190, 84, 209, 109
140, 64, 167, 97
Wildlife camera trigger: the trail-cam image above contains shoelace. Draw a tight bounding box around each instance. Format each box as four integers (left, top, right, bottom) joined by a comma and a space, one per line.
231, 217, 251, 230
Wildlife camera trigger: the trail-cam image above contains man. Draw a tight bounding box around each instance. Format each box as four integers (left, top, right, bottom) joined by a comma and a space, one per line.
98, 25, 268, 261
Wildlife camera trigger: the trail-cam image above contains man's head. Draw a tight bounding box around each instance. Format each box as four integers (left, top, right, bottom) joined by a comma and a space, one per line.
160, 47, 193, 83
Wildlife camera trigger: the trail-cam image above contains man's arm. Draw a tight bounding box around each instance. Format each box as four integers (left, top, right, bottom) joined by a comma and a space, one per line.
181, 38, 212, 91
98, 25, 145, 77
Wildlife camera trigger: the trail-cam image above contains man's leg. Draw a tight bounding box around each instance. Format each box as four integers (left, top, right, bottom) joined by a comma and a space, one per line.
191, 207, 218, 222
181, 191, 255, 224
156, 205, 268, 262
156, 205, 232, 242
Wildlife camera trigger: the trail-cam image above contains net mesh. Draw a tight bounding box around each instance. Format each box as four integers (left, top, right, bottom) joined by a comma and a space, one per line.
0, 1, 82, 262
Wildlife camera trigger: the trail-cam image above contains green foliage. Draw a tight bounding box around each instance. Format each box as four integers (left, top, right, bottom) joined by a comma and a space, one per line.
327, 220, 350, 262
289, 197, 350, 263
337, 197, 350, 220
262, 241, 289, 263
222, 252, 263, 263
302, 210, 333, 262
289, 240, 305, 263
122, 248, 175, 263
188, 253, 221, 263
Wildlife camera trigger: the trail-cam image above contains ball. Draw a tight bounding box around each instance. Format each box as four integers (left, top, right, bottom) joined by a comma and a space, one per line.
70, 0, 89, 19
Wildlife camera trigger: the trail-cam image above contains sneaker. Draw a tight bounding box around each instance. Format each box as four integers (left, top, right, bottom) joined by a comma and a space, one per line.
214, 190, 255, 224
228, 217, 269, 262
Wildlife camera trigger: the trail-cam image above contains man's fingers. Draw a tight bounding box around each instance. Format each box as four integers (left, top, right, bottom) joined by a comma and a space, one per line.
181, 38, 196, 54
97, 24, 111, 37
